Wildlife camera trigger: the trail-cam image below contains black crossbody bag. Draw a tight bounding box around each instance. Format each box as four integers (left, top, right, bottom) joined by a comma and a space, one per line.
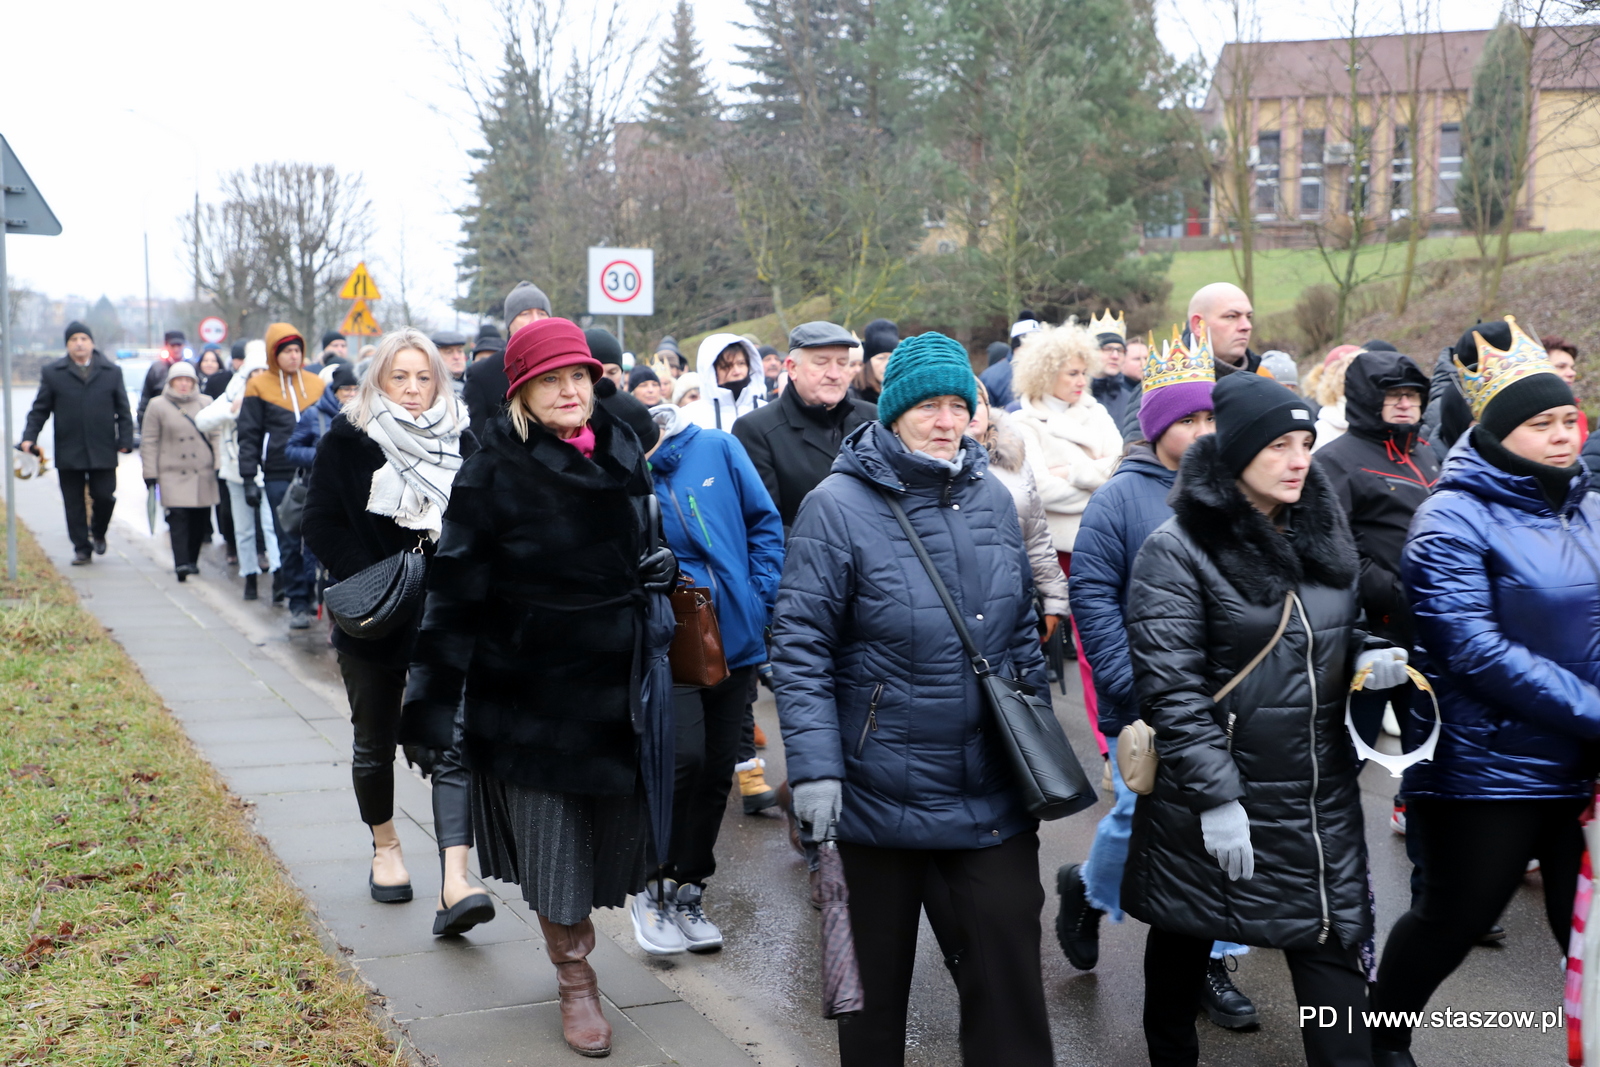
877, 490, 1096, 821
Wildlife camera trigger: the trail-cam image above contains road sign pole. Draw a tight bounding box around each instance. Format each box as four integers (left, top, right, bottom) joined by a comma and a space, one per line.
1, 209, 14, 581
617, 315, 624, 354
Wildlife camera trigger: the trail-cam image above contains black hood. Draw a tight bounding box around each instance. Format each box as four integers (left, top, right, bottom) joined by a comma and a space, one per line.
1344, 349, 1429, 444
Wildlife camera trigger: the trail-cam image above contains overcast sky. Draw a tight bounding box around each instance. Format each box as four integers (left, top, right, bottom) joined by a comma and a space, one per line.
2, 0, 1508, 332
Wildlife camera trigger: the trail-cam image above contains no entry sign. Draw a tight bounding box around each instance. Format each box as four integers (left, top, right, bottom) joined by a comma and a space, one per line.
198, 316, 228, 344
587, 248, 654, 316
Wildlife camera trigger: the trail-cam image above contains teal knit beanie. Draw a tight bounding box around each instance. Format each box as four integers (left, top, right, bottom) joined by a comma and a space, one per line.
877, 332, 978, 428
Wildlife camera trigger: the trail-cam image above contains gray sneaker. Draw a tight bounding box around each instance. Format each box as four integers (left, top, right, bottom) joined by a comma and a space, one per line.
672, 883, 723, 953
288, 610, 312, 630
630, 880, 687, 956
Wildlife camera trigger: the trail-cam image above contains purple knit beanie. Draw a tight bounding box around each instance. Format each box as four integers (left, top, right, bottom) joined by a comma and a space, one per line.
1139, 380, 1215, 444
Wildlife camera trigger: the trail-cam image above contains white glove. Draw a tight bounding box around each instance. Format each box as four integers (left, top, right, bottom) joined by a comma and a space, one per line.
1199, 800, 1254, 882
792, 778, 843, 842
1356, 646, 1409, 691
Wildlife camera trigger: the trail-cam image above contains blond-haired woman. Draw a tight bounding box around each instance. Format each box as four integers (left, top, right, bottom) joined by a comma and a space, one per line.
301, 328, 487, 934
1309, 347, 1362, 452
404, 317, 676, 1058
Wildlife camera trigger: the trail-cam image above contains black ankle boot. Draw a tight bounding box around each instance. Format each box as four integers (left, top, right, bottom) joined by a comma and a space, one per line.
1203, 955, 1259, 1029
243, 574, 258, 601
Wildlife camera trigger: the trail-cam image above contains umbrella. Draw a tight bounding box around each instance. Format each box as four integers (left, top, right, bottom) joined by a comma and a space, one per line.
817, 840, 864, 1018
146, 483, 160, 534
632, 589, 678, 868
1048, 617, 1068, 696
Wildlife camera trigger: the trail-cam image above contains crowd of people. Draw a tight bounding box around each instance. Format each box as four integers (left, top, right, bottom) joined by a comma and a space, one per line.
16, 275, 1600, 1067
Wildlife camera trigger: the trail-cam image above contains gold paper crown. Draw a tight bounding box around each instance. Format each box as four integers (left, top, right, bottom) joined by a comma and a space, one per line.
1089, 308, 1126, 341
1143, 323, 1217, 392
1453, 315, 1559, 419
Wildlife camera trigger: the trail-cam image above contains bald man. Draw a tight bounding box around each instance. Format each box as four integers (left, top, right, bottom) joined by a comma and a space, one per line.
1187, 282, 1259, 377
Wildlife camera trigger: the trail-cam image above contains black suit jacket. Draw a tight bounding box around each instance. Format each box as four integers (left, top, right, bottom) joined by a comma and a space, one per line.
731, 386, 876, 532
22, 351, 133, 470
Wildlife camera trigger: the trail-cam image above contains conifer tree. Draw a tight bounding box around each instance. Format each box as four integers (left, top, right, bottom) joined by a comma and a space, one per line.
644, 0, 722, 145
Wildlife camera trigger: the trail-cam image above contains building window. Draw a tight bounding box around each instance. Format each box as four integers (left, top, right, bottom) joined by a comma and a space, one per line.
1391, 124, 1413, 219
1254, 132, 1280, 218
1300, 128, 1325, 216
1438, 123, 1462, 214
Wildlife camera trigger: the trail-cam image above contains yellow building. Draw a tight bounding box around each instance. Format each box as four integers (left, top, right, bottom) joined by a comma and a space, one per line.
1201, 28, 1600, 244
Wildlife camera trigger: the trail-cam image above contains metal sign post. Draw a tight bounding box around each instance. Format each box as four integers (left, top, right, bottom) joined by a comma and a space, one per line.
1, 136, 63, 580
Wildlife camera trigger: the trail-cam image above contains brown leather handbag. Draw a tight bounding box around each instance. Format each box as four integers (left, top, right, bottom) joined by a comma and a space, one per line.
669, 576, 729, 688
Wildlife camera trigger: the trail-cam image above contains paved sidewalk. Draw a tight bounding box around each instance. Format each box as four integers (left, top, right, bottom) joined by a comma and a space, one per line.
11, 462, 754, 1067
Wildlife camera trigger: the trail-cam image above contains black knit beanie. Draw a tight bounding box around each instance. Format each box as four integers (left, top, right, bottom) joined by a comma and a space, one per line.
628, 365, 660, 390
1213, 370, 1317, 476
64, 320, 92, 343
862, 319, 900, 360
1454, 320, 1576, 439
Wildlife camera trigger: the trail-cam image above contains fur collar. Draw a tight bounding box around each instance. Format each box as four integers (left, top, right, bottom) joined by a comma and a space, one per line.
1170, 434, 1358, 606
983, 415, 1027, 473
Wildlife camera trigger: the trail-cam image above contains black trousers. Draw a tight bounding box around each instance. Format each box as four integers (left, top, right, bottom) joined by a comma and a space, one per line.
667, 665, 755, 887
336, 652, 471, 848
1145, 925, 1370, 1067
837, 832, 1053, 1067
58, 467, 116, 554
213, 476, 236, 555
1371, 796, 1586, 1051
165, 507, 210, 569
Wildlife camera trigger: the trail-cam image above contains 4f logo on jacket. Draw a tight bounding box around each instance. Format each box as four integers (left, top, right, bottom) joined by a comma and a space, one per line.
702, 477, 715, 487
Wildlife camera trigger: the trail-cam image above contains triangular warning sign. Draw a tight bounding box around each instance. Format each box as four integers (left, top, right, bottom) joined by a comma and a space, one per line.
340, 300, 382, 336
339, 262, 381, 301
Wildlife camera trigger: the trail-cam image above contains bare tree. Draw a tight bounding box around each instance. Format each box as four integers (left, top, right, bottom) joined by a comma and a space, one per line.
1390, 0, 1438, 316
1204, 0, 1268, 303
183, 200, 270, 338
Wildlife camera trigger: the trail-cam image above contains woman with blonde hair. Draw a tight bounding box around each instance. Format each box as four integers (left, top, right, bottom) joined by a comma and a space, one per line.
301, 328, 488, 935
405, 317, 676, 1057
1310, 346, 1363, 452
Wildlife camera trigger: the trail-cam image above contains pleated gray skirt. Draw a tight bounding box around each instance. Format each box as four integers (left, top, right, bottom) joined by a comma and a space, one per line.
472, 773, 654, 925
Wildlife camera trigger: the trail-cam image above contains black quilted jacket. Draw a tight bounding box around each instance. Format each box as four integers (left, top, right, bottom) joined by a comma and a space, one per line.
1122, 433, 1381, 951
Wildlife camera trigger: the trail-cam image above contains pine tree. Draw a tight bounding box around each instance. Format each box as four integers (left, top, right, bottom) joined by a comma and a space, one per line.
643, 0, 722, 146
1457, 19, 1530, 236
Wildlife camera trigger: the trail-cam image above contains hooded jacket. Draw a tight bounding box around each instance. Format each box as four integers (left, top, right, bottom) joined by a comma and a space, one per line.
650, 423, 785, 671
238, 324, 325, 482
1123, 433, 1378, 950
681, 334, 768, 432
1312, 350, 1440, 648
1399, 432, 1600, 801
773, 422, 1047, 851
285, 386, 345, 470
1009, 392, 1125, 552
730, 379, 877, 533
195, 348, 268, 485
984, 415, 1069, 617
1068, 444, 1177, 734
22, 349, 133, 470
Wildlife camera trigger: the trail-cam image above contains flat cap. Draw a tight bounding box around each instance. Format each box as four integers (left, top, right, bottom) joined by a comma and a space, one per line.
431, 330, 469, 348
788, 321, 860, 351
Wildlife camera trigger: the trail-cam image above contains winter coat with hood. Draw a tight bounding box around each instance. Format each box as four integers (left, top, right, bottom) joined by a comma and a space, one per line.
681, 333, 769, 432
238, 323, 325, 484
403, 404, 653, 796
302, 413, 480, 670
195, 348, 268, 485
1009, 392, 1124, 552
1399, 431, 1600, 802
730, 377, 877, 533
285, 386, 345, 470
1123, 433, 1379, 950
983, 415, 1069, 618
1068, 444, 1178, 735
22, 349, 133, 470
1313, 350, 1440, 649
773, 422, 1048, 851
650, 421, 785, 671
140, 379, 220, 509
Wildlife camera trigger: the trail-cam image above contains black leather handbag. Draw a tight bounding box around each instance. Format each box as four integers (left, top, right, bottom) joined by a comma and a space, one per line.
879, 491, 1097, 821
322, 541, 428, 640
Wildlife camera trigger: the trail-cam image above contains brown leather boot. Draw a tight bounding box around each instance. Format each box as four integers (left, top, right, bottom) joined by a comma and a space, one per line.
537, 914, 612, 1057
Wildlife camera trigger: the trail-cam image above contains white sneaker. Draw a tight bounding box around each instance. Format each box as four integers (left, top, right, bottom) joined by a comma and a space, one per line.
672, 883, 724, 953
630, 880, 687, 956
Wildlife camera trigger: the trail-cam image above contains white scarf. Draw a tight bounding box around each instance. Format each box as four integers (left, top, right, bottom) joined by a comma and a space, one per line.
364, 393, 465, 540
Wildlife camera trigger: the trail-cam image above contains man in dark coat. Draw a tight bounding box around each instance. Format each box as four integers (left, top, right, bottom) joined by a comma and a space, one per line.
464, 281, 550, 439
20, 321, 134, 563
731, 321, 874, 534
139, 330, 188, 423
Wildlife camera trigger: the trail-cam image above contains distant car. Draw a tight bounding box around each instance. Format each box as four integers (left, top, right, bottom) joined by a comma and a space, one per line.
119, 358, 152, 448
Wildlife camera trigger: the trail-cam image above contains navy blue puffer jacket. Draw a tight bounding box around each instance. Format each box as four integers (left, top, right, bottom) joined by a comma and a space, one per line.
1068, 445, 1176, 734
1401, 431, 1600, 800
773, 422, 1047, 850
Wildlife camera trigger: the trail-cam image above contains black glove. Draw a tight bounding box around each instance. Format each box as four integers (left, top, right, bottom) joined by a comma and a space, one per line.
144, 477, 157, 488
243, 483, 262, 509
639, 545, 678, 594
402, 744, 441, 779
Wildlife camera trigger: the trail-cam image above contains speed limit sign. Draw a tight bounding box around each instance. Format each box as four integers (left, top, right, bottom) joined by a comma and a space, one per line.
587, 247, 654, 316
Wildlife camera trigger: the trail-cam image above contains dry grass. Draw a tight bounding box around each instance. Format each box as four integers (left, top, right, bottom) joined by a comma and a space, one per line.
0, 511, 402, 1066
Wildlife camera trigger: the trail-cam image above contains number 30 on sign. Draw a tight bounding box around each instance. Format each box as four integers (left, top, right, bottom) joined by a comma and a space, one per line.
587, 247, 654, 317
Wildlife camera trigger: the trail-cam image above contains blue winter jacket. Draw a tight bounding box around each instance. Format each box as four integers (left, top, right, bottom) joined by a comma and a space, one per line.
773, 422, 1047, 850
285, 388, 343, 470
980, 357, 1014, 409
651, 423, 785, 671
1401, 431, 1600, 800
1067, 445, 1175, 734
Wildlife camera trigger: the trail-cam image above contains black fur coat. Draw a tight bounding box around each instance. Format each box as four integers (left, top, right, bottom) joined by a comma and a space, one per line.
1121, 433, 1381, 950
403, 405, 652, 795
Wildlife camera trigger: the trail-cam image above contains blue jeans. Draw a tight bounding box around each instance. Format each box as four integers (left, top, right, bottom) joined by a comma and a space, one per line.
264, 478, 312, 612
226, 480, 280, 577
1083, 737, 1247, 958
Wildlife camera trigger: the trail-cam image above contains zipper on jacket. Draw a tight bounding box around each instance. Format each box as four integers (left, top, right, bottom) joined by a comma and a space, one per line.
1293, 592, 1332, 945
662, 479, 719, 600
688, 493, 714, 550
855, 683, 884, 756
